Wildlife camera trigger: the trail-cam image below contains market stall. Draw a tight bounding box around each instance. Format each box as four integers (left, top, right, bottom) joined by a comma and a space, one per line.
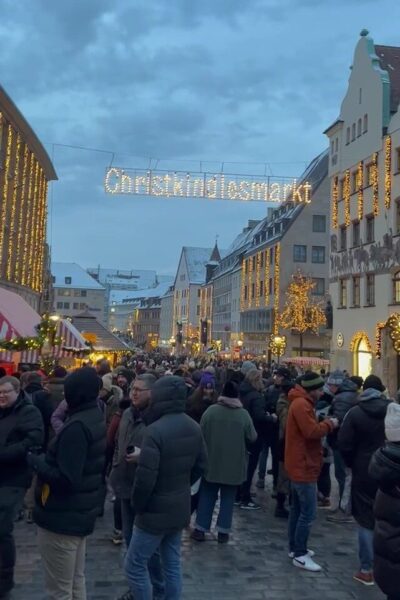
282, 356, 330, 371
72, 311, 129, 366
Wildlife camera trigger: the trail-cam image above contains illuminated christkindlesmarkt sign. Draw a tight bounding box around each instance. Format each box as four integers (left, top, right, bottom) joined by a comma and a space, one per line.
104, 167, 312, 204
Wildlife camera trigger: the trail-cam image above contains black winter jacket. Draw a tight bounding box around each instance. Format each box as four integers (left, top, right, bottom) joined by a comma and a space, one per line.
239, 380, 275, 440
0, 393, 44, 488
25, 382, 54, 448
338, 389, 390, 529
369, 441, 400, 598
328, 379, 359, 449
31, 400, 106, 537
132, 376, 207, 535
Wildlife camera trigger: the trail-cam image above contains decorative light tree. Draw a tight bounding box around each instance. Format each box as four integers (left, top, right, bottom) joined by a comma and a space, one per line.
279, 272, 326, 357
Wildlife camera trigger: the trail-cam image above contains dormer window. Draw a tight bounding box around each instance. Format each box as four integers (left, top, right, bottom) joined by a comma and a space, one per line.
65, 277, 72, 285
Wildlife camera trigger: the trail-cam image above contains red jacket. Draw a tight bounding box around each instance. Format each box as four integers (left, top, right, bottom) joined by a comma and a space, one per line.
284, 385, 334, 483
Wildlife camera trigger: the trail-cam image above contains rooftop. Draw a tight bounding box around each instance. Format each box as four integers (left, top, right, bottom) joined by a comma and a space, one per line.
110, 281, 173, 305
72, 312, 128, 351
52, 263, 105, 290
87, 267, 158, 289
375, 44, 400, 112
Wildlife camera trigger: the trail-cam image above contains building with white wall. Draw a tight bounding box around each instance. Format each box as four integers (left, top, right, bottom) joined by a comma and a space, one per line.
52, 263, 106, 324
324, 30, 400, 392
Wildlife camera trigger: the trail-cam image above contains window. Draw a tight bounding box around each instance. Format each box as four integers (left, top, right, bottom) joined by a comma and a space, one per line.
312, 278, 325, 296
244, 286, 248, 300
363, 113, 368, 133
346, 127, 350, 145
396, 148, 400, 173
51, 276, 56, 284
197, 289, 201, 297
79, 303, 86, 310
351, 123, 356, 141
312, 215, 326, 232
260, 253, 264, 267
335, 138, 338, 152
359, 87, 362, 104
56, 302, 63, 309
366, 274, 375, 306
196, 305, 200, 316
340, 227, 347, 251
251, 283, 255, 299
270, 247, 274, 264
81, 290, 87, 297
331, 140, 334, 155
73, 302, 79, 309
269, 278, 273, 294
353, 221, 360, 247
339, 178, 344, 200
339, 279, 347, 308
366, 162, 374, 186
252, 256, 256, 269
64, 277, 71, 285
293, 245, 307, 262
351, 171, 358, 193
366, 216, 375, 243
63, 302, 70, 309
352, 276, 361, 307
260, 280, 264, 297
393, 271, 400, 303
357, 118, 362, 137
311, 246, 325, 264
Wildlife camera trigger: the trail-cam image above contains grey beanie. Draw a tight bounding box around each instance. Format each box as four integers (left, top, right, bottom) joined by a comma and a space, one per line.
241, 360, 257, 375
327, 369, 345, 386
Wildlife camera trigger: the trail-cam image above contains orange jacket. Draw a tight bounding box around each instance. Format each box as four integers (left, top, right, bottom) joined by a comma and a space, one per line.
284, 385, 334, 483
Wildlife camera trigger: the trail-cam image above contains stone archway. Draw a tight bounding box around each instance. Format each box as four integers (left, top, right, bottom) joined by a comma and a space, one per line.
350, 331, 372, 379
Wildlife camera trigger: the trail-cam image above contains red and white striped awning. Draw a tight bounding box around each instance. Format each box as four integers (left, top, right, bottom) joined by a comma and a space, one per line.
282, 356, 330, 367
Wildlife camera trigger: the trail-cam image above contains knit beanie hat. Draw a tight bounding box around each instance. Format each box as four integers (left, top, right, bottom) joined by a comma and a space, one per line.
363, 374, 386, 393
200, 371, 215, 389
385, 402, 400, 442
241, 360, 256, 375
327, 369, 345, 386
300, 372, 325, 392
222, 381, 239, 399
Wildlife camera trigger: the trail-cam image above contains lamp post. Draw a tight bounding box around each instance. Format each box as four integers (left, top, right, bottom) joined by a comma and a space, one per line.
268, 334, 287, 365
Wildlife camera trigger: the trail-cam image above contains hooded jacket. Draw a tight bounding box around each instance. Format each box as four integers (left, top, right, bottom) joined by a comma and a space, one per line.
30, 368, 106, 537
369, 442, 400, 598
338, 388, 390, 529
132, 376, 207, 534
284, 385, 334, 483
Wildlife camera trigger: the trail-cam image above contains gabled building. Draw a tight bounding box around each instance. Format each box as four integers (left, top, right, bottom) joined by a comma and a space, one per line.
324, 30, 400, 391
240, 151, 330, 357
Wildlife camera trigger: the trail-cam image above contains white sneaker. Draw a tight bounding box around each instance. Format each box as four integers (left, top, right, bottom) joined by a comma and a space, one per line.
292, 554, 321, 572
288, 549, 315, 559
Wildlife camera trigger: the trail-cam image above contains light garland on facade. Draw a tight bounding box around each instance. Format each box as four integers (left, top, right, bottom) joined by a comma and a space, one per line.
240, 258, 246, 311
375, 321, 386, 359
255, 252, 261, 307
384, 135, 392, 209
264, 249, 270, 306
387, 314, 400, 354
35, 170, 47, 292
0, 125, 13, 270
15, 143, 28, 284
248, 255, 253, 309
349, 331, 372, 353
21, 152, 34, 287
372, 152, 379, 217
7, 132, 20, 280
357, 161, 364, 221
31, 160, 40, 291
344, 169, 351, 227
273, 244, 281, 335
332, 176, 339, 229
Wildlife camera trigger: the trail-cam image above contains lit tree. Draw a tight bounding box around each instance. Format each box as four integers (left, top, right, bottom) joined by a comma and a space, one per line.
279, 272, 326, 356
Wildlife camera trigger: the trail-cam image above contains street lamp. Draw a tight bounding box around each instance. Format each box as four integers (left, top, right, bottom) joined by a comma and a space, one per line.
268, 334, 287, 364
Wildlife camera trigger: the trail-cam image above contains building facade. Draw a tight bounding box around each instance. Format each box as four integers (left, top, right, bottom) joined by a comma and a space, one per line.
52, 262, 106, 324
239, 152, 330, 357
159, 287, 174, 346
130, 298, 161, 350
325, 31, 400, 393
0, 85, 57, 311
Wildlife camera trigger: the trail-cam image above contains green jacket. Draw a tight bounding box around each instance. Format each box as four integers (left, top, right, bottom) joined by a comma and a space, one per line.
200, 399, 257, 486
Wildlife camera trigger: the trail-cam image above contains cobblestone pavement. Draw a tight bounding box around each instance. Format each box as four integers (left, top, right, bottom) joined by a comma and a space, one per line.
12, 485, 384, 600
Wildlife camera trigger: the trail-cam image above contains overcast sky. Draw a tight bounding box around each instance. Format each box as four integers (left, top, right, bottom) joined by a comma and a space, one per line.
2, 0, 400, 275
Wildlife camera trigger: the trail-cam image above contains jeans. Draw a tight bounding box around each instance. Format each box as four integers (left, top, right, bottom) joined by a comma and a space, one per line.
317, 462, 331, 499
288, 482, 317, 558
358, 527, 374, 572
195, 480, 237, 533
0, 486, 25, 573
333, 450, 346, 502
125, 526, 180, 600
239, 439, 262, 503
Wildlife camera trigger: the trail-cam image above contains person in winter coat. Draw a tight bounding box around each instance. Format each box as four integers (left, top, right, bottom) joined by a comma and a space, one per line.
338, 374, 391, 587
0, 376, 43, 597
274, 378, 294, 518
191, 381, 257, 543
369, 402, 400, 600
326, 374, 359, 522
238, 368, 277, 510
285, 373, 338, 572
186, 372, 217, 424
47, 366, 67, 409
27, 367, 107, 600
125, 376, 207, 600
316, 385, 334, 508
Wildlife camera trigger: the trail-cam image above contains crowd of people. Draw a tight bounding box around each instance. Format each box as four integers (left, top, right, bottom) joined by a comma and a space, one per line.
0, 356, 400, 600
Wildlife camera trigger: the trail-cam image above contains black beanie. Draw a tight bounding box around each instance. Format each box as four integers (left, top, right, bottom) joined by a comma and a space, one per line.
363, 374, 385, 392
117, 368, 134, 385
64, 367, 101, 408
222, 381, 238, 398
300, 371, 324, 392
